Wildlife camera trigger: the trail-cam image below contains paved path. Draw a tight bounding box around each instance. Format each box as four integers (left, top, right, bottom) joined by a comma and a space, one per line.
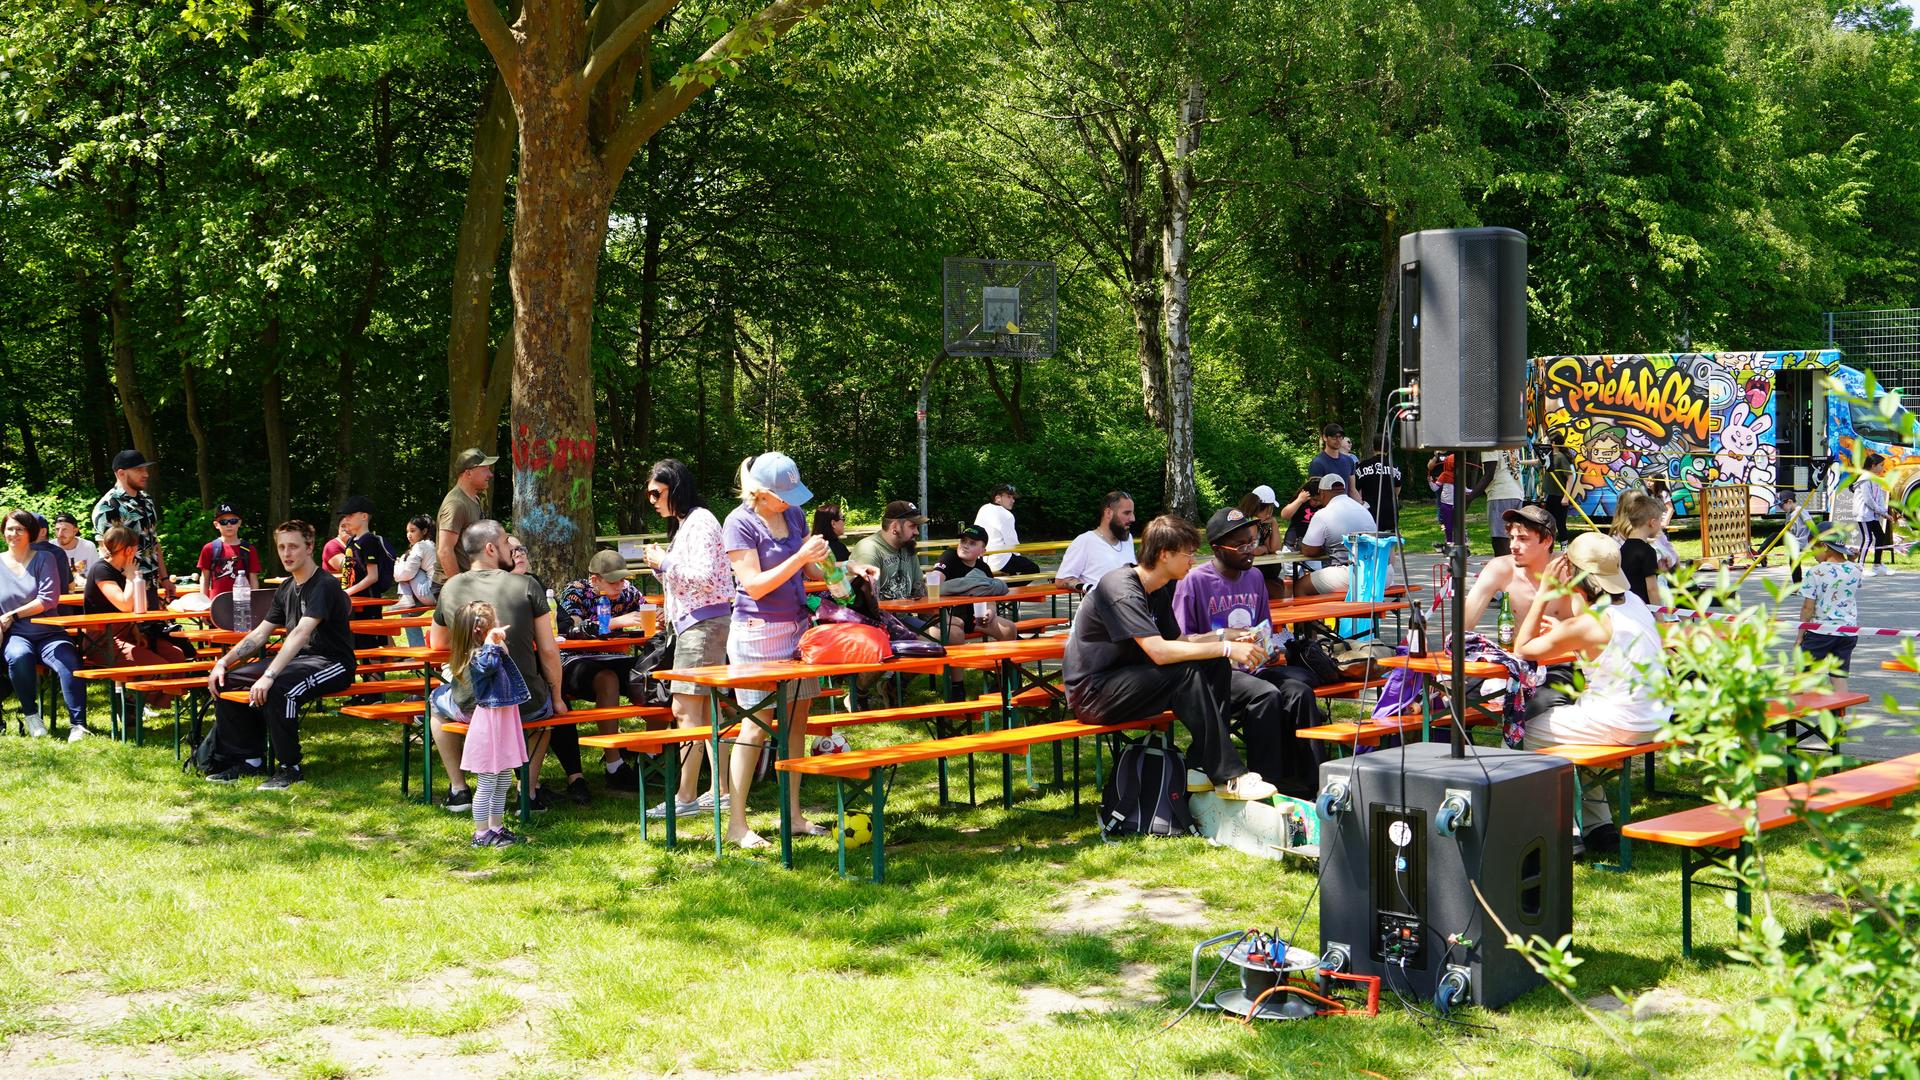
1388, 549, 1920, 762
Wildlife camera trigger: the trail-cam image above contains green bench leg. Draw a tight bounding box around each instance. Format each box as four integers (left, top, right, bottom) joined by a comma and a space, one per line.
1616, 764, 1633, 873
1681, 846, 1695, 959
870, 766, 888, 885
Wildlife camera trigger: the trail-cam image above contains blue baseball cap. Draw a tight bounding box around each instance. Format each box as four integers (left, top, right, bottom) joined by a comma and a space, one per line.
747, 452, 812, 507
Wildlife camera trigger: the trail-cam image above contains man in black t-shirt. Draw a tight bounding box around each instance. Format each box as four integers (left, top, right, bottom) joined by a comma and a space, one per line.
203, 520, 358, 790
337, 495, 396, 649
1352, 440, 1404, 532
1063, 515, 1278, 801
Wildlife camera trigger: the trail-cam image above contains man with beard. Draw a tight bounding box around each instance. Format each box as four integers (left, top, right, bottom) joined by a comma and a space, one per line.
1055, 490, 1137, 591
1171, 508, 1326, 794
850, 500, 963, 641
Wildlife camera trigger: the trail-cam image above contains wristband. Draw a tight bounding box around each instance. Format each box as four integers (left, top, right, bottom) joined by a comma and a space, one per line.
1220, 640, 1230, 658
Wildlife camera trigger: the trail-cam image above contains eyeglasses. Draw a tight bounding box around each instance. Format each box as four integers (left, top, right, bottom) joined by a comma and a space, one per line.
645, 488, 666, 502
216, 518, 239, 526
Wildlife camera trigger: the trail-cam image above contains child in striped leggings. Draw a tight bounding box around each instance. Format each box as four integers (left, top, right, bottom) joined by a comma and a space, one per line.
446, 600, 531, 848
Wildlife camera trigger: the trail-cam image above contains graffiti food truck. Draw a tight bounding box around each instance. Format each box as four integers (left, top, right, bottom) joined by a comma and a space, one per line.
1529, 349, 1920, 519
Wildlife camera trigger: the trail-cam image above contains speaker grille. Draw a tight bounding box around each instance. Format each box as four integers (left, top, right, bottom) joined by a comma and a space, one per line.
1459, 241, 1498, 442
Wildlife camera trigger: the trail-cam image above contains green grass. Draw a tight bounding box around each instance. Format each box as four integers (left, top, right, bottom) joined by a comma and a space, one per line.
0, 678, 1910, 1077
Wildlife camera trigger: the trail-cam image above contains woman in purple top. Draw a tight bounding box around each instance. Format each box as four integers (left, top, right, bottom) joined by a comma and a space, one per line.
719, 452, 875, 848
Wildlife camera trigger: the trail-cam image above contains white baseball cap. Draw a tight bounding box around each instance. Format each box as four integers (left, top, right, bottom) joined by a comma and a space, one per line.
1250, 484, 1278, 506
1317, 474, 1347, 492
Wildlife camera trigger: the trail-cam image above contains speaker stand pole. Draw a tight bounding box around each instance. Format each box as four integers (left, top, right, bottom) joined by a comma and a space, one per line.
1449, 453, 1468, 760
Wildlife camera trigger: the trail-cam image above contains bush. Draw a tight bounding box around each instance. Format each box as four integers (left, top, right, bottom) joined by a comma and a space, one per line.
925, 425, 1163, 538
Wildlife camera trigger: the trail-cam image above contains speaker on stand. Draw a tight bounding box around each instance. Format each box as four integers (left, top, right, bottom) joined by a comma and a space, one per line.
1319, 227, 1575, 1012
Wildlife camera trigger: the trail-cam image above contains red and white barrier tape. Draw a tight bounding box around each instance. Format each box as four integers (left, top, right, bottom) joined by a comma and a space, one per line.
1654, 606, 1920, 639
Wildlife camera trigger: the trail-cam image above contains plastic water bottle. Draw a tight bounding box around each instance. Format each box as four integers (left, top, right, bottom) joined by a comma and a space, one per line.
233, 584, 251, 629
595, 594, 612, 636
821, 553, 851, 601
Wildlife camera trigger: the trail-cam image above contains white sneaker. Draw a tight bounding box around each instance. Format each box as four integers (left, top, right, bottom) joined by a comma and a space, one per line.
67, 725, 89, 743
1862, 568, 1878, 579
1186, 769, 1215, 793
645, 797, 703, 820
691, 790, 731, 812
24, 714, 48, 738
1218, 773, 1278, 801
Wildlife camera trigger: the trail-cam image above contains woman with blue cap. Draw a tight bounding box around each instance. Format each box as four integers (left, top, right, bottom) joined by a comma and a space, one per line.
720, 452, 876, 848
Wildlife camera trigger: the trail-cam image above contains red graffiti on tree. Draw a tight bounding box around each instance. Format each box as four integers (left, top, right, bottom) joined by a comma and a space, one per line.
513, 423, 596, 475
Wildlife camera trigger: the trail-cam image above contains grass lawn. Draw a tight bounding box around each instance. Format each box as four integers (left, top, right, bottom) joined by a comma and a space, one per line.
2, 675, 1914, 1079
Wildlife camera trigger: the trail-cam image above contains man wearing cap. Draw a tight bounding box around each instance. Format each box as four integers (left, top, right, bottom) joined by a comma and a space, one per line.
973, 483, 1040, 576
1172, 508, 1326, 794
1307, 424, 1357, 485
930, 525, 1017, 642
852, 500, 962, 640
551, 549, 657, 803
92, 449, 172, 600
1055, 490, 1137, 591
1296, 475, 1377, 596
196, 503, 261, 599
435, 449, 497, 588
51, 513, 100, 582
1461, 504, 1572, 631
1511, 532, 1670, 855
429, 519, 568, 813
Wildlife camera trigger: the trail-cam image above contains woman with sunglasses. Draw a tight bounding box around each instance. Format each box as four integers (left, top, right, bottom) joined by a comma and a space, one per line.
809, 504, 850, 562
196, 503, 262, 600
641, 459, 734, 820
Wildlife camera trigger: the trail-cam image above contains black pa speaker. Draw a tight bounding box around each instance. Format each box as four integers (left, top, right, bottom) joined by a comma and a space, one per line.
1399, 227, 1528, 450
1317, 743, 1572, 1010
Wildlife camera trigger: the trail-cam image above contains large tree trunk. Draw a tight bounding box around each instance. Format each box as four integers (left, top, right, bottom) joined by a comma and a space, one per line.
0, 338, 46, 492
1362, 209, 1400, 451
447, 74, 518, 479
106, 178, 159, 474
332, 79, 395, 511
1158, 79, 1203, 521
1119, 124, 1168, 430
180, 362, 214, 508
76, 294, 113, 489
261, 318, 291, 565
504, 7, 612, 584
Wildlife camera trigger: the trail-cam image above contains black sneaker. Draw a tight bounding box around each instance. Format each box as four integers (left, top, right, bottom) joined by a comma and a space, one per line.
444, 787, 475, 813
257, 765, 304, 791
522, 787, 554, 813
470, 829, 499, 848
206, 762, 267, 783
1583, 823, 1620, 856
566, 776, 591, 806
603, 762, 639, 792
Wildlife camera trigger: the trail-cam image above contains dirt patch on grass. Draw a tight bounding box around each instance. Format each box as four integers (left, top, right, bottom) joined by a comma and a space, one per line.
1017, 960, 1165, 1021
1046, 879, 1209, 934
0, 958, 567, 1078
1586, 987, 1726, 1020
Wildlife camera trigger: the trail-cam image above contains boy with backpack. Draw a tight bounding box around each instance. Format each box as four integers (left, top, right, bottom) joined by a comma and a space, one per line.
196, 502, 261, 599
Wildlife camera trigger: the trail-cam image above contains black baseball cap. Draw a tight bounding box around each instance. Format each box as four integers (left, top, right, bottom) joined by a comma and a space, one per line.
957, 524, 989, 543
214, 503, 241, 519
1321, 423, 1345, 438
883, 500, 929, 524
1502, 503, 1557, 540
52, 512, 79, 527
337, 495, 376, 517
112, 449, 154, 471
1205, 506, 1260, 546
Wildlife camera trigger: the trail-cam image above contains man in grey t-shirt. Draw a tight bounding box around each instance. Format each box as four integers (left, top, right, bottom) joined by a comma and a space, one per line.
428, 518, 567, 810
434, 448, 496, 588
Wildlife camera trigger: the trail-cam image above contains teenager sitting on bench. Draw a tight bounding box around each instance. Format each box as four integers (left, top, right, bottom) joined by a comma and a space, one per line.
1511, 532, 1670, 856
1064, 514, 1277, 802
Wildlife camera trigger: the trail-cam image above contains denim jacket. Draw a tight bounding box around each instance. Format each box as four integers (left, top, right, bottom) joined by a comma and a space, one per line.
466, 643, 532, 709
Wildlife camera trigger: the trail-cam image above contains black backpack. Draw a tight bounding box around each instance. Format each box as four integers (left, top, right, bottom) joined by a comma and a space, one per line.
1099, 737, 1195, 838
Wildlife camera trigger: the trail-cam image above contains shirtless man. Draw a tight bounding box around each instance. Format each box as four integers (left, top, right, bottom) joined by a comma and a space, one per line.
1461, 504, 1572, 630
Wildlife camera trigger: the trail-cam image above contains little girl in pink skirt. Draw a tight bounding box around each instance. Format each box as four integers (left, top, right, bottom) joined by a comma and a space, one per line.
448, 600, 531, 847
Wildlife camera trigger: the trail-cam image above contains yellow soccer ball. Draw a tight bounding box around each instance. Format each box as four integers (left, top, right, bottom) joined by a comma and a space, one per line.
834, 813, 873, 847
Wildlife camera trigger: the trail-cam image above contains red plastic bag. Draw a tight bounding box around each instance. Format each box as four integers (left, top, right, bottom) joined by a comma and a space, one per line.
797, 622, 891, 665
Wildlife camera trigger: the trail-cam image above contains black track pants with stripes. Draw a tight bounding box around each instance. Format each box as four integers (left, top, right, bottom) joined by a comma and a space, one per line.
211, 656, 355, 767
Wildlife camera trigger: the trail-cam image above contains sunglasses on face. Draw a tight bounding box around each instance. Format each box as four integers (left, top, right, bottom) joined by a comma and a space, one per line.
645, 488, 666, 502
217, 518, 240, 526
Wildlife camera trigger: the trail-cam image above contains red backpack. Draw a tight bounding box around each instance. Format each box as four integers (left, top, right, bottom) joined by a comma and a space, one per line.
797, 622, 891, 665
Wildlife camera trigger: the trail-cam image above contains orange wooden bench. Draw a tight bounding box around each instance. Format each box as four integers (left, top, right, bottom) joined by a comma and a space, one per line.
1621, 753, 1920, 957
777, 713, 1175, 882
1767, 690, 1870, 752
1535, 740, 1675, 871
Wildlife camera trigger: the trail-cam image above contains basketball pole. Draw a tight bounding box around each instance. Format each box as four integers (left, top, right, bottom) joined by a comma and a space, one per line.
917, 353, 942, 521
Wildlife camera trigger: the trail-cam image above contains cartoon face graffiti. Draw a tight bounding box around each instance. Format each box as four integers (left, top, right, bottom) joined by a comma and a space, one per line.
1585, 427, 1626, 466
1744, 375, 1770, 413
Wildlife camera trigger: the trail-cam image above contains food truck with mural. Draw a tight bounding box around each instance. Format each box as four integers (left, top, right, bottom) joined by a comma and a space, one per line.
1529, 349, 1920, 519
